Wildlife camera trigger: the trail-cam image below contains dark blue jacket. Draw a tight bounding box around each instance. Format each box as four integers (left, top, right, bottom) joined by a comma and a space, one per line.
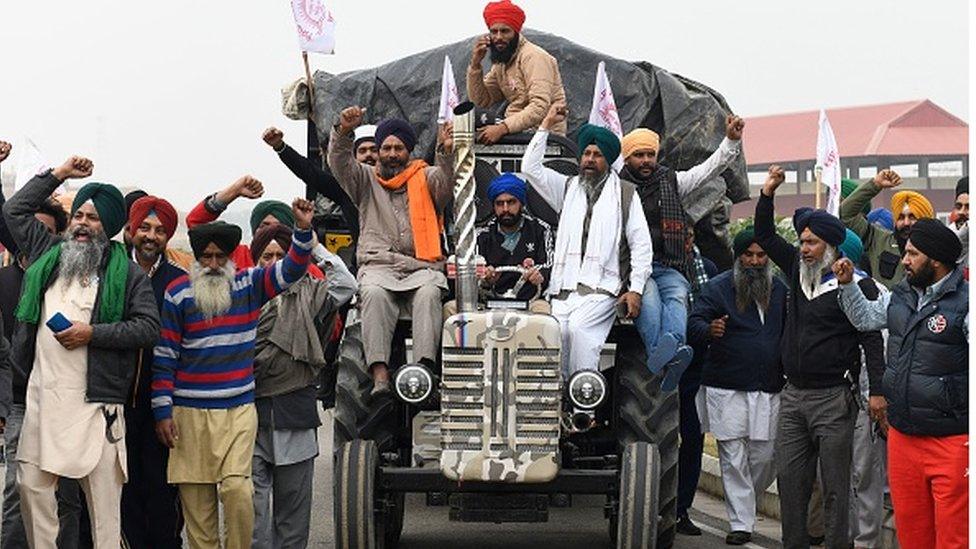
885, 267, 968, 437
130, 258, 186, 409
689, 270, 788, 393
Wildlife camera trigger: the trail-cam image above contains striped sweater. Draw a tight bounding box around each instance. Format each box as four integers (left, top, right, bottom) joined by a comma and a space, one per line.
151, 228, 313, 420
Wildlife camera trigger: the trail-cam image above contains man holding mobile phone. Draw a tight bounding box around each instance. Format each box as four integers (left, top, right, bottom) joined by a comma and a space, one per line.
1, 156, 160, 548
467, 0, 568, 143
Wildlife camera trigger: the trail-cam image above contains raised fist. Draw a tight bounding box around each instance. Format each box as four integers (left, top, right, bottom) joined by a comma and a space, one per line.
439, 122, 454, 154
726, 115, 745, 141
873, 169, 902, 190
542, 102, 568, 132
52, 156, 94, 181
0, 141, 11, 163
338, 106, 365, 134
262, 127, 285, 150
831, 257, 855, 285
762, 165, 786, 197
233, 176, 264, 200
292, 197, 315, 230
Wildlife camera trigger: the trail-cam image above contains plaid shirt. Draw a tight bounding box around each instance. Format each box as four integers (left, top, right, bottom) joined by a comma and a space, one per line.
686, 246, 710, 310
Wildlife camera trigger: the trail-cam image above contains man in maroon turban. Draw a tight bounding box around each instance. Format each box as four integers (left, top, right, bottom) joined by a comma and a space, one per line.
467, 0, 568, 143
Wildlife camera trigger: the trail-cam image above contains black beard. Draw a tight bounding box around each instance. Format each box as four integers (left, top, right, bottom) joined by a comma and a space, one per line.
622, 164, 655, 183
733, 261, 773, 313
498, 213, 521, 228
378, 157, 406, 180
907, 259, 937, 288
489, 33, 519, 64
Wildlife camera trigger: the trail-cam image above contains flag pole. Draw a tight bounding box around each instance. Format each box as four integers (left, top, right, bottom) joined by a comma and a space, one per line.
815, 166, 823, 209
302, 51, 316, 122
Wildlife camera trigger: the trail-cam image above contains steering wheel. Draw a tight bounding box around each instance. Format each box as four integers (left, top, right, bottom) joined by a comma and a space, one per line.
487, 265, 542, 302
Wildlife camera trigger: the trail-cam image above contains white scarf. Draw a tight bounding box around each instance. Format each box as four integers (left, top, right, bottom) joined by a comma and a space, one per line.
549, 173, 624, 295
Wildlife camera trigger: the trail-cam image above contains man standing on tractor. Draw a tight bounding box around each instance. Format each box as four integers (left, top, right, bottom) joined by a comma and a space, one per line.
327, 107, 455, 395
467, 0, 568, 142
522, 102, 652, 375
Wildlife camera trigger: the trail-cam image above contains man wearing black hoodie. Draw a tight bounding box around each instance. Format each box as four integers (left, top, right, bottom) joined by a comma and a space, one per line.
754, 166, 885, 549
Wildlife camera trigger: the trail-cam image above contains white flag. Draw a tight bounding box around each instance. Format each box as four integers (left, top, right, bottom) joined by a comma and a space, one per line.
437, 56, 460, 124
816, 109, 842, 216
291, 0, 336, 54
15, 137, 48, 192
588, 61, 623, 171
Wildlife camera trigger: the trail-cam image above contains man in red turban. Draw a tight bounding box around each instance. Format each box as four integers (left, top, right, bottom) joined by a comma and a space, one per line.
467, 0, 568, 143
122, 195, 188, 547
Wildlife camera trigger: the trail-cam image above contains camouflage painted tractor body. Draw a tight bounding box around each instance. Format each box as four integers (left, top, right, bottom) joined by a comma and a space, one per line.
439, 309, 562, 483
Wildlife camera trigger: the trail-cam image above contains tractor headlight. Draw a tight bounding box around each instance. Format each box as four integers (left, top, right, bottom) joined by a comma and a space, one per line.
567, 370, 607, 410
395, 364, 434, 404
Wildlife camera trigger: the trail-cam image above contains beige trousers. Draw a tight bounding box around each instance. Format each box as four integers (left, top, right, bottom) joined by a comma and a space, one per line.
179, 478, 254, 549
360, 283, 444, 365
18, 437, 124, 548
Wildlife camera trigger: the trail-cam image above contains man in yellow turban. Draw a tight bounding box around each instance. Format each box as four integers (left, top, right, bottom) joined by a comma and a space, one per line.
839, 169, 934, 289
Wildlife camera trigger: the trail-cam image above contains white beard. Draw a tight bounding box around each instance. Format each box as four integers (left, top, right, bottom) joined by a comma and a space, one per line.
798, 246, 837, 299
60, 227, 109, 285
189, 261, 236, 319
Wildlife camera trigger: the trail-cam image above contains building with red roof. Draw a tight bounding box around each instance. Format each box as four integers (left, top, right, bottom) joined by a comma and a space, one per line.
733, 99, 968, 218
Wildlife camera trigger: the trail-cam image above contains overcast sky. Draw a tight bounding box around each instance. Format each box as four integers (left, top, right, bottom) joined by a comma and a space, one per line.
0, 1, 968, 211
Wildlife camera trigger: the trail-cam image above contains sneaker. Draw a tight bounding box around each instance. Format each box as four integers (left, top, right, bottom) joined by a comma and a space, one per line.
675, 515, 702, 536
725, 531, 752, 545
645, 333, 680, 374
661, 345, 693, 392
809, 534, 825, 546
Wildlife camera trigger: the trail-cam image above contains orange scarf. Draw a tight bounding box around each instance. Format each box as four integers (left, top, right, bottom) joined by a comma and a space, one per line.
375, 160, 443, 262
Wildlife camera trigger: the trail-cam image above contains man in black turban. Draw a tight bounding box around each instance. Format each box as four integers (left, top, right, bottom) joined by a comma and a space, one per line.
833, 219, 968, 549
754, 166, 885, 549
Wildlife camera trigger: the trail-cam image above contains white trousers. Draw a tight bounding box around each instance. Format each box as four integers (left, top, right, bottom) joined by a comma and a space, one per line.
716, 438, 776, 532
550, 292, 617, 375
18, 437, 124, 548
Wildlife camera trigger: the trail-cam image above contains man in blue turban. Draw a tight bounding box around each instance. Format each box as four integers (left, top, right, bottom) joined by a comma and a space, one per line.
520, 102, 653, 376
445, 172, 551, 315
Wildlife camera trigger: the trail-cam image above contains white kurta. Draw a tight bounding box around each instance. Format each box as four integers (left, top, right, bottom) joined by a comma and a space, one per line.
696, 386, 779, 442
18, 277, 126, 480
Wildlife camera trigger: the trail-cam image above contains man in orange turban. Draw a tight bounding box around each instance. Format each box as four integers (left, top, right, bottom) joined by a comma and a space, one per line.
467, 1, 568, 142
839, 169, 933, 289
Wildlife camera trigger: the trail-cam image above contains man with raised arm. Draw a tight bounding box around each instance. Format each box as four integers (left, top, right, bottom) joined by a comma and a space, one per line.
326, 106, 454, 394
521, 102, 652, 375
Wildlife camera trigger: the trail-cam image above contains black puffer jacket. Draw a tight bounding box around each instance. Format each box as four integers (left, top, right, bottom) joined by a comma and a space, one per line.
884, 267, 968, 436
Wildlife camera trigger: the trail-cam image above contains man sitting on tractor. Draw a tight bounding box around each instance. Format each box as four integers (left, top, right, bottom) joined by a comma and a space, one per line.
522, 102, 653, 375
327, 106, 455, 396
467, 0, 568, 143
444, 172, 553, 315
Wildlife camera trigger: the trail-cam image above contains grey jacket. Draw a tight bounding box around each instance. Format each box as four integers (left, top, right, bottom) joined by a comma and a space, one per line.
0, 172, 160, 419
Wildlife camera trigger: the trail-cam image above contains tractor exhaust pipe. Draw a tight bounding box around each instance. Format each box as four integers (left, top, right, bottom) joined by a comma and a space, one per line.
452, 101, 478, 313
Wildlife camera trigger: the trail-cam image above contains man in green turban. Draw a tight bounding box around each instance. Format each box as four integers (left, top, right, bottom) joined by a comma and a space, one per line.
521, 102, 653, 377
0, 155, 160, 547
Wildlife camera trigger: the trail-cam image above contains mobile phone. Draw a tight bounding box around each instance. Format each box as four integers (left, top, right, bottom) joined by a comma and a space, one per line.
46, 312, 72, 333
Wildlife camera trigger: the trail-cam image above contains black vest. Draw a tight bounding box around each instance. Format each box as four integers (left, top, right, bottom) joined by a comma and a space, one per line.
884, 267, 968, 437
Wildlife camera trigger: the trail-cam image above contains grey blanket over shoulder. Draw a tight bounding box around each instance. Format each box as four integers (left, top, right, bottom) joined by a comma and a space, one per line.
254, 275, 335, 398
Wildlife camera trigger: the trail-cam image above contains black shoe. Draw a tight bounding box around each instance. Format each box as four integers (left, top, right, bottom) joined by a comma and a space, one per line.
676, 515, 702, 536
725, 531, 752, 545
809, 534, 825, 546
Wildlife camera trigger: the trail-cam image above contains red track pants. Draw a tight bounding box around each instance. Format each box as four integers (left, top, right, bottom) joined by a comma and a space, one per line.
888, 427, 969, 549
